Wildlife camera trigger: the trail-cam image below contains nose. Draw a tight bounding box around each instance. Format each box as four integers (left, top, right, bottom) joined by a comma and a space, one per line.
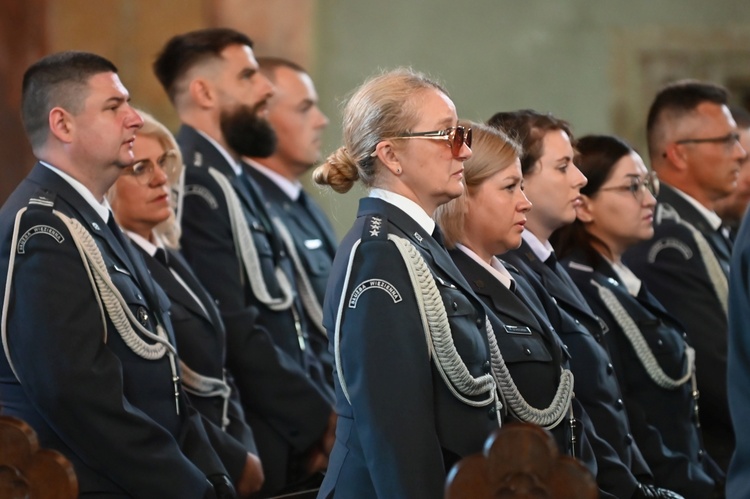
519, 192, 533, 213
572, 163, 588, 188
128, 106, 144, 130
150, 161, 169, 187
457, 141, 472, 161
643, 188, 657, 207
316, 107, 329, 128
734, 139, 748, 162
258, 73, 274, 101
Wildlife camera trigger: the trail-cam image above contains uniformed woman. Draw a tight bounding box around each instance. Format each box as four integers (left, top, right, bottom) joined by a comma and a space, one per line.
312, 69, 501, 499
552, 134, 723, 498
434, 121, 579, 455
109, 111, 264, 496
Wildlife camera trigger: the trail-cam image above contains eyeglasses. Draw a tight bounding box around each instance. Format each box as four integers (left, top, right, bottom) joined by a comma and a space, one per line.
599, 171, 660, 202
371, 126, 472, 158
674, 132, 741, 152
125, 150, 178, 186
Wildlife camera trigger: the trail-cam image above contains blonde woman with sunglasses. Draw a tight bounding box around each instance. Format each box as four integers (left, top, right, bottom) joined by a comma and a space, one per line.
313, 68, 501, 499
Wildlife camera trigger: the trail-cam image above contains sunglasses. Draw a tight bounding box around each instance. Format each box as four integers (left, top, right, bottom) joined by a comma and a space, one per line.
371, 126, 472, 158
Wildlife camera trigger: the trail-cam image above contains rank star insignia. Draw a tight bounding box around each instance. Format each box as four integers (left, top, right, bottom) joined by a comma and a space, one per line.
369, 216, 382, 237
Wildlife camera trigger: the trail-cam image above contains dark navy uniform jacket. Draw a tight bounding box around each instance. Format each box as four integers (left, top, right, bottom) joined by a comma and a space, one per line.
246, 165, 338, 383
318, 198, 499, 499
563, 249, 720, 498
176, 125, 333, 492
0, 163, 226, 497
505, 240, 652, 498
727, 210, 750, 497
134, 243, 256, 482
624, 184, 734, 470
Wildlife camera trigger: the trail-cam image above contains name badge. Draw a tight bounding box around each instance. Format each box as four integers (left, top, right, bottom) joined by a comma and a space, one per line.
304, 238, 323, 250
504, 325, 532, 335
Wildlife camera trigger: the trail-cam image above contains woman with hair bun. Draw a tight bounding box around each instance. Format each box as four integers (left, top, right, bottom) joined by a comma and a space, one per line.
314, 69, 500, 499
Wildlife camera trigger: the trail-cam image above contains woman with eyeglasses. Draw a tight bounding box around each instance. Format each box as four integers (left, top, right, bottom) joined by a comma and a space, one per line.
552, 134, 722, 498
313, 69, 501, 499
109, 111, 264, 497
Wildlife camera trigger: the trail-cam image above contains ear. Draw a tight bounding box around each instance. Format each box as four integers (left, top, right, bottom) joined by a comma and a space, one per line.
48, 107, 74, 144
662, 142, 689, 172
189, 78, 215, 109
372, 140, 403, 176
575, 194, 595, 223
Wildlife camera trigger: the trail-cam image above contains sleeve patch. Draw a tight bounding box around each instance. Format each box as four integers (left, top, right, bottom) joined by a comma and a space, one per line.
348, 279, 402, 308
647, 237, 693, 263
17, 225, 65, 253
184, 184, 219, 209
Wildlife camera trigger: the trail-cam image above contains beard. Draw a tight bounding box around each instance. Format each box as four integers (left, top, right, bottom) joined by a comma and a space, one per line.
220, 102, 277, 158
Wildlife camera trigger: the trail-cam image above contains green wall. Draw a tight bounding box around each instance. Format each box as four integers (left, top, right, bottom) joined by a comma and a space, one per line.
306, 0, 750, 238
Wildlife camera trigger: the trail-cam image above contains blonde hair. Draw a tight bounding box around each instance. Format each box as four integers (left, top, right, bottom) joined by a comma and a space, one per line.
313, 67, 446, 193
435, 121, 521, 248
108, 109, 185, 248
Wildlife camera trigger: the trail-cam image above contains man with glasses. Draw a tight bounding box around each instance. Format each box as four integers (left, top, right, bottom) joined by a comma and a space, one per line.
624, 80, 747, 476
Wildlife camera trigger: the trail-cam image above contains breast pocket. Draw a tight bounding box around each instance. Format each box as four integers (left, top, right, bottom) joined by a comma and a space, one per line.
435, 277, 488, 372
636, 317, 686, 374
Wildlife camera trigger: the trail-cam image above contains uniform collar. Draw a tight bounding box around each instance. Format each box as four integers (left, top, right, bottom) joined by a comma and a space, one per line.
39, 161, 112, 222
521, 229, 554, 263
668, 184, 722, 230
369, 188, 435, 235
245, 158, 302, 201
455, 243, 515, 290
194, 129, 243, 177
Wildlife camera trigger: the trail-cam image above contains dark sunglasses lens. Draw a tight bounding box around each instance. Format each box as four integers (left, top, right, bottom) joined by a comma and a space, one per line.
451, 127, 463, 156
465, 127, 472, 149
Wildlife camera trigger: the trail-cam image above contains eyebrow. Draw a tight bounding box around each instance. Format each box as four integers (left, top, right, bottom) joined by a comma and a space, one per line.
239, 67, 257, 79
103, 96, 127, 107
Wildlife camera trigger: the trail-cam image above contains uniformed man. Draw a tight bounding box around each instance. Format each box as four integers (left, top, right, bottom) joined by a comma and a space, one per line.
153, 28, 335, 495
623, 80, 747, 472
0, 51, 234, 498
245, 57, 337, 383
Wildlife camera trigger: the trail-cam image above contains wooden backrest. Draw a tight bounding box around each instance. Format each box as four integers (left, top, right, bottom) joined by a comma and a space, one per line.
0, 414, 78, 499
445, 422, 598, 499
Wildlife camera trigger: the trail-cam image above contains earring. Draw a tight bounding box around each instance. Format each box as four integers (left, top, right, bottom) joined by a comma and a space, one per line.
396, 168, 401, 174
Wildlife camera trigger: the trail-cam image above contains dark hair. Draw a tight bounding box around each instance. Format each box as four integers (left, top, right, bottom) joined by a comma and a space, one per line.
646, 80, 729, 158
487, 110, 574, 176
551, 134, 634, 265
731, 105, 750, 129
21, 51, 117, 151
153, 28, 254, 103
256, 56, 307, 82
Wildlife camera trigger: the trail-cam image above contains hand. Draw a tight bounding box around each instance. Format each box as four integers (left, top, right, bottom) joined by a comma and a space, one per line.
632, 483, 685, 499
206, 473, 237, 499
304, 411, 338, 475
235, 453, 264, 498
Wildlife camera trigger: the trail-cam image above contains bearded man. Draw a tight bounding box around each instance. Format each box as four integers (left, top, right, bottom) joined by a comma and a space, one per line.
154, 28, 335, 496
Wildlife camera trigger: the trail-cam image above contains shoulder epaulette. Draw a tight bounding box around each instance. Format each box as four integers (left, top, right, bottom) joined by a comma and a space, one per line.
566, 261, 594, 273
361, 213, 387, 242
27, 189, 56, 211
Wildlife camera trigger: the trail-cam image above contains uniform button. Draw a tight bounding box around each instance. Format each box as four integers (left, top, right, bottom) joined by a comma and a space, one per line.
476, 318, 483, 327
574, 319, 580, 325
524, 348, 532, 356
482, 361, 491, 373
656, 339, 664, 347
683, 332, 688, 339
137, 306, 149, 325
698, 449, 704, 459
625, 433, 633, 445
615, 398, 624, 410
452, 301, 458, 311
606, 363, 614, 375
488, 408, 497, 420
136, 293, 143, 300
